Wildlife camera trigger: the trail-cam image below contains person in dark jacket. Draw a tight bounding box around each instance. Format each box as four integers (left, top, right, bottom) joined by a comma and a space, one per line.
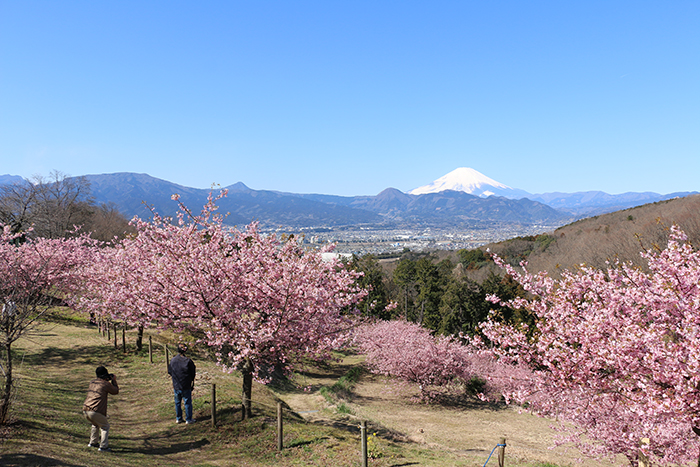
83, 366, 119, 451
168, 343, 196, 424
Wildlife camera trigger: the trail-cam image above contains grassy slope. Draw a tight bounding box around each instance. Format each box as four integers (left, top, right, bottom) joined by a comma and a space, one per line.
0, 309, 565, 467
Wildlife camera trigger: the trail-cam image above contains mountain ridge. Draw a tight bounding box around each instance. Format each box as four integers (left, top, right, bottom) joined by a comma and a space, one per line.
1, 170, 696, 230
80, 173, 570, 229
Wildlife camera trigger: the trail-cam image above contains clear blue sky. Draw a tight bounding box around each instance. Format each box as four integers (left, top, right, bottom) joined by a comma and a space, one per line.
1, 1, 698, 196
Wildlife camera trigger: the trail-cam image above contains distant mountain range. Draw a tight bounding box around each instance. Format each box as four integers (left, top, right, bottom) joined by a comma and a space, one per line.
0, 169, 695, 230
0, 174, 25, 186
409, 167, 696, 216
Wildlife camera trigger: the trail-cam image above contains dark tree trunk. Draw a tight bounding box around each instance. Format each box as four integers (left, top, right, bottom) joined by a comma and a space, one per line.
0, 341, 13, 425
136, 326, 144, 352
241, 358, 253, 420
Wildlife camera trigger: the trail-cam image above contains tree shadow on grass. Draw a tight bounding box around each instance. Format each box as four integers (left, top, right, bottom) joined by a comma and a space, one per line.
302, 416, 410, 444
16, 418, 86, 443
430, 393, 510, 412
17, 343, 127, 368
270, 361, 363, 395
286, 436, 329, 448
0, 453, 84, 467
116, 433, 211, 455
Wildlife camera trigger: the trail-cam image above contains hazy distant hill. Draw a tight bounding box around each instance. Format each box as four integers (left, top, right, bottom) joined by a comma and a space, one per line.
348, 188, 566, 225
80, 173, 569, 229
529, 190, 696, 216
0, 174, 25, 185
83, 173, 383, 228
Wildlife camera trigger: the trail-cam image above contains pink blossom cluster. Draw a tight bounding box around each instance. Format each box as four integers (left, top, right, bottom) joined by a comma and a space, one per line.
482, 225, 700, 465
0, 225, 97, 424
76, 192, 367, 381
0, 225, 96, 312
354, 320, 529, 402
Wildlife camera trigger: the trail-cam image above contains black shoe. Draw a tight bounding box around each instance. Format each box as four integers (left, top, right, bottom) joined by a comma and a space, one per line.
98, 447, 112, 452
87, 443, 99, 448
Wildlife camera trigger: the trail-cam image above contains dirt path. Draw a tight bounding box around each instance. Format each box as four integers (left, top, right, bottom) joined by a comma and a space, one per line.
9, 321, 217, 466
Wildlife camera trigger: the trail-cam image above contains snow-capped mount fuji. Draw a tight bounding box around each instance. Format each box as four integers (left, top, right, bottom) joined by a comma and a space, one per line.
408, 167, 531, 199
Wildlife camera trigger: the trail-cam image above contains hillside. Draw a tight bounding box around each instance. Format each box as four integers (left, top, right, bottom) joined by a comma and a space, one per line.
460, 194, 700, 281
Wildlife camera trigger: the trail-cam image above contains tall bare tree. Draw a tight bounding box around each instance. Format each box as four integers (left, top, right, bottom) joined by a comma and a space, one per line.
0, 171, 132, 241
29, 171, 94, 238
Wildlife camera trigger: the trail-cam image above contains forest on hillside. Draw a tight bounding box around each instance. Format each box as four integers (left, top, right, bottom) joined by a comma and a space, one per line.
348, 194, 700, 337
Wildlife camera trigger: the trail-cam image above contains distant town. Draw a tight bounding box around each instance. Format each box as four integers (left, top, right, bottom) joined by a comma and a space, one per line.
273, 224, 562, 256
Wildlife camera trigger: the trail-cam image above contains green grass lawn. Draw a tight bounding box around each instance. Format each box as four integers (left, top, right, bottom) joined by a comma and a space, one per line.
0, 308, 562, 467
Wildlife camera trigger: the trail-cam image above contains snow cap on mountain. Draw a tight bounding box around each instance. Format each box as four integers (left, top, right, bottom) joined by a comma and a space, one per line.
408, 167, 530, 199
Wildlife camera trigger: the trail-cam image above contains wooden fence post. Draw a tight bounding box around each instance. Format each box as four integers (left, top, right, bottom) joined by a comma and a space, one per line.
211, 384, 217, 427
148, 336, 153, 364
277, 402, 283, 451
497, 437, 506, 467
638, 438, 650, 467
361, 420, 368, 467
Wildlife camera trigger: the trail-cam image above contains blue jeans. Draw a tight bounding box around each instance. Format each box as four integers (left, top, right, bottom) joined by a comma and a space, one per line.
174, 388, 193, 422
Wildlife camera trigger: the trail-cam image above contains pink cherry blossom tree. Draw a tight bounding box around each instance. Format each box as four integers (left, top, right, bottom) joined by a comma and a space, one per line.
81, 192, 366, 418
481, 225, 700, 466
354, 319, 530, 402
0, 225, 95, 424
355, 320, 473, 400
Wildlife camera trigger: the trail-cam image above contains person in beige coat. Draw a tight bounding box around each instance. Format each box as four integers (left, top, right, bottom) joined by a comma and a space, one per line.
82, 366, 119, 452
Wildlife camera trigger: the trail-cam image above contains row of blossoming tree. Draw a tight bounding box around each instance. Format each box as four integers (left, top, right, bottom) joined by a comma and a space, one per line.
75, 191, 366, 418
